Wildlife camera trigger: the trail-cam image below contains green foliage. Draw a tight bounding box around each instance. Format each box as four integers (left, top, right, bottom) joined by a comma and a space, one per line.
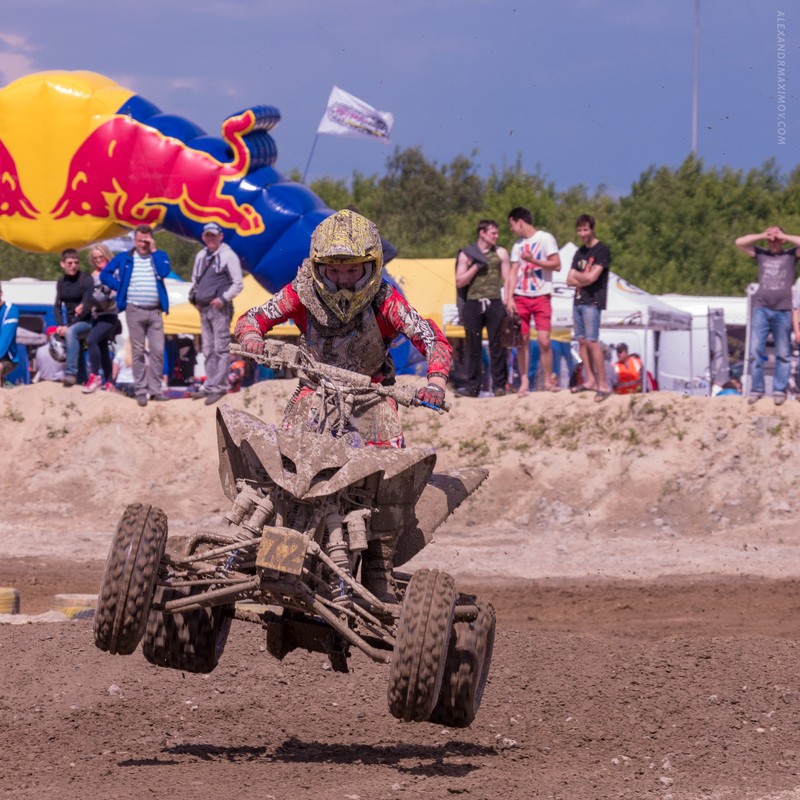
0, 230, 198, 282
0, 149, 796, 298
0, 242, 62, 281
157, 231, 199, 281
608, 156, 792, 295
307, 176, 354, 212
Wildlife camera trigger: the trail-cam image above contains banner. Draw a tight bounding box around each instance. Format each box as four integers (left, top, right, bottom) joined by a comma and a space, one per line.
316, 86, 394, 142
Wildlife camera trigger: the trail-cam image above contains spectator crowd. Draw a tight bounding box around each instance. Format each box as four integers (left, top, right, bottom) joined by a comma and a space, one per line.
1, 213, 799, 406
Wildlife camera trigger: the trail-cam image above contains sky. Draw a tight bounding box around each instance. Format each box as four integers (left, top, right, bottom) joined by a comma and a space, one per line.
0, 0, 796, 197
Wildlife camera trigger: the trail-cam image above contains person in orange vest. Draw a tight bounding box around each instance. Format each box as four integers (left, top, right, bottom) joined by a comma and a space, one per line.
613, 342, 643, 394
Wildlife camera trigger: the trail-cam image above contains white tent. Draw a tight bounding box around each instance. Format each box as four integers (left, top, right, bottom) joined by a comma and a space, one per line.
600, 275, 693, 332
551, 265, 694, 392
660, 293, 748, 326
555, 242, 693, 333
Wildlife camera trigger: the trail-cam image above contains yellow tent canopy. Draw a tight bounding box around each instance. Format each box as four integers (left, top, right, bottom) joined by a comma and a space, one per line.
163, 274, 300, 337
385, 258, 462, 334
163, 258, 568, 342
163, 261, 454, 338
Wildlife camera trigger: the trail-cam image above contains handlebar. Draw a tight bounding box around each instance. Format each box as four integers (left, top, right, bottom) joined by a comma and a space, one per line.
229, 341, 449, 413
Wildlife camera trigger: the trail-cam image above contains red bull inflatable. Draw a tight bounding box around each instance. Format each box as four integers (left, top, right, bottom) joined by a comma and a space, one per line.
0, 70, 331, 291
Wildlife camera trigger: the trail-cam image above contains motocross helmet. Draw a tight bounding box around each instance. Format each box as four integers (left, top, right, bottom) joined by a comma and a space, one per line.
49, 333, 67, 363
309, 209, 384, 323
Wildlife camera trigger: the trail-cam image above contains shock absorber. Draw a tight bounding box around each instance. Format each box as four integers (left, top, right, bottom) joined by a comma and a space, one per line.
224, 483, 275, 570
324, 511, 351, 605
343, 508, 371, 555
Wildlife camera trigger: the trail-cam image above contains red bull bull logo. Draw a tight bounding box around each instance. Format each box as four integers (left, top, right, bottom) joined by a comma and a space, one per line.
0, 138, 38, 220
0, 70, 335, 297
51, 110, 264, 235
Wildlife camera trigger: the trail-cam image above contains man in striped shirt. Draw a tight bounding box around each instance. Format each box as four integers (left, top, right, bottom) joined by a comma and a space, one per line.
101, 225, 172, 406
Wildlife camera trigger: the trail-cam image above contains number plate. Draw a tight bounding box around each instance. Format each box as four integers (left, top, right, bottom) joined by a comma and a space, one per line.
256, 527, 309, 576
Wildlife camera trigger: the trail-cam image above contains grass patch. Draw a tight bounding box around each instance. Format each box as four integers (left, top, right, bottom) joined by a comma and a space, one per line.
3, 407, 24, 422
512, 417, 549, 440
458, 438, 490, 459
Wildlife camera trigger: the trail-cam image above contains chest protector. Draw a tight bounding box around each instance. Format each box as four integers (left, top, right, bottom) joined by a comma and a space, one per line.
294, 265, 391, 381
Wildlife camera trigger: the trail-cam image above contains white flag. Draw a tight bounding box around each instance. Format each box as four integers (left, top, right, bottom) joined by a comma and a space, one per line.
317, 86, 394, 142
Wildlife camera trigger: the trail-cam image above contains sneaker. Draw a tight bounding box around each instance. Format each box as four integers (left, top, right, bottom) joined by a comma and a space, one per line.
203, 391, 226, 406
136, 396, 148, 407
81, 374, 102, 394
747, 393, 763, 405
149, 393, 169, 402
455, 387, 478, 398
774, 392, 787, 406
102, 381, 116, 393
62, 374, 77, 387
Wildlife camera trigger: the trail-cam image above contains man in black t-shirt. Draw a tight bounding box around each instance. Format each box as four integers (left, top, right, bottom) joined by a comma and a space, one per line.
735, 225, 800, 405
567, 214, 611, 402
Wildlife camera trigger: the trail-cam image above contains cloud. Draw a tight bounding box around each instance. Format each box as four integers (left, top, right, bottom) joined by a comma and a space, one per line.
0, 30, 37, 84
0, 32, 36, 52
169, 77, 201, 92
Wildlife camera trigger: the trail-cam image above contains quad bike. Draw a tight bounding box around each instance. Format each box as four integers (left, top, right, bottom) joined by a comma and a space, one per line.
94, 340, 495, 727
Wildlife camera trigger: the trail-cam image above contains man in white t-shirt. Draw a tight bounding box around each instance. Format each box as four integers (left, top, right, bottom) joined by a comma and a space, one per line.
506, 207, 561, 396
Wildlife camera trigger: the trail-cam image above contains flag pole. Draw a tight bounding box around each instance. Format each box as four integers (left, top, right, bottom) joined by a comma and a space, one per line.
302, 134, 319, 184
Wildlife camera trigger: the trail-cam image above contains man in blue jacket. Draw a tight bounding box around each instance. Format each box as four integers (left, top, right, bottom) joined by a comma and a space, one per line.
101, 225, 171, 406
0, 282, 19, 386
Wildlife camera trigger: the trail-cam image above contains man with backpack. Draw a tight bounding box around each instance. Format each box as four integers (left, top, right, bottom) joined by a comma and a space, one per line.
454, 219, 510, 397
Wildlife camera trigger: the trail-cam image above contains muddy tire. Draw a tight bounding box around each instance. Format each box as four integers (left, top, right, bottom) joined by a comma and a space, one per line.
94, 503, 168, 655
429, 599, 496, 728
142, 585, 233, 674
387, 568, 456, 722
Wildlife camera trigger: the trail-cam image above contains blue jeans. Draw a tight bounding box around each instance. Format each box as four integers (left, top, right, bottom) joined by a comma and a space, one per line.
573, 304, 601, 342
750, 306, 792, 394
525, 341, 575, 384
64, 320, 92, 378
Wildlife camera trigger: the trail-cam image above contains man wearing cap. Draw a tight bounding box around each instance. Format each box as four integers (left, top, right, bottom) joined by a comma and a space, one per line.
188, 223, 244, 405
613, 343, 644, 394
0, 282, 19, 386
101, 224, 172, 406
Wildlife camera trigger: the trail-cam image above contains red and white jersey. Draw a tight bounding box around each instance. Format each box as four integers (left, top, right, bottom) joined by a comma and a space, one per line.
238, 280, 452, 384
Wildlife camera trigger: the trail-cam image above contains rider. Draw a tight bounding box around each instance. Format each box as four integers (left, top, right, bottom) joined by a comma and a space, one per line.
233, 209, 452, 600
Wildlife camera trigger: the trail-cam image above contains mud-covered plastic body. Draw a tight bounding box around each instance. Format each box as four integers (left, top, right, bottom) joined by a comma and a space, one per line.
94, 340, 494, 726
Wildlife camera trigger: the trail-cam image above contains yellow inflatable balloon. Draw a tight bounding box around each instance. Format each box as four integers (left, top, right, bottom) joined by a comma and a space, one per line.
0, 71, 134, 251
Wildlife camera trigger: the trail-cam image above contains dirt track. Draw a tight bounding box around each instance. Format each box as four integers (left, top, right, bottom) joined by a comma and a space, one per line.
3, 571, 800, 799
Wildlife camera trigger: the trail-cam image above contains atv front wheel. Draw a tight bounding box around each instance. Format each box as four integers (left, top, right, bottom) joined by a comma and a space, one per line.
142, 585, 233, 674
429, 598, 496, 728
94, 503, 168, 655
387, 568, 456, 722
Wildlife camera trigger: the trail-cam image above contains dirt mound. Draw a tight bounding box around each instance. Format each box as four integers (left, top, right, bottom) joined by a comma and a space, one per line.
2, 381, 796, 579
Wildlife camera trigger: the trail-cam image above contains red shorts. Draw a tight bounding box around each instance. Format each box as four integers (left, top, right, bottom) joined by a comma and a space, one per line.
513, 294, 552, 336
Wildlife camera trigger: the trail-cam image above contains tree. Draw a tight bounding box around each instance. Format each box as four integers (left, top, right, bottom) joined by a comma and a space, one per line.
608, 156, 790, 295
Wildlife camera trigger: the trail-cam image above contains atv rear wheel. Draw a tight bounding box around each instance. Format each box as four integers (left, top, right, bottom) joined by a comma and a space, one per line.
94, 503, 168, 655
387, 568, 456, 722
142, 585, 233, 674
429, 598, 496, 728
